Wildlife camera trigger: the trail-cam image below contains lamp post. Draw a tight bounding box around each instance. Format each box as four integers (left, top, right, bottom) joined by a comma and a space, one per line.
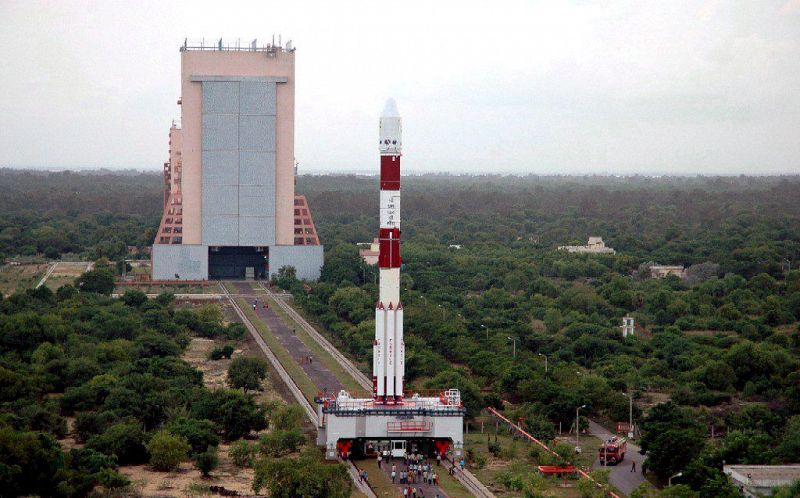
538, 353, 548, 373
437, 304, 445, 320
576, 404, 586, 446
668, 472, 683, 486
507, 336, 517, 358
622, 391, 634, 438
481, 324, 488, 340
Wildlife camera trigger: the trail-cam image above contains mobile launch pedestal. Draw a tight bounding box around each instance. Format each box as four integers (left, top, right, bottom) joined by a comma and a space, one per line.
316, 100, 465, 461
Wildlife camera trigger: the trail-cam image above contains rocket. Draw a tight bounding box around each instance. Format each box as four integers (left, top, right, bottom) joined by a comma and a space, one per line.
373, 99, 404, 404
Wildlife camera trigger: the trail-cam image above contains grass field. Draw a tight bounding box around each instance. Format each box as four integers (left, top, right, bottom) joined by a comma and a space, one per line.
0, 263, 48, 295
463, 431, 604, 497
235, 297, 320, 403
114, 283, 223, 295
44, 262, 91, 291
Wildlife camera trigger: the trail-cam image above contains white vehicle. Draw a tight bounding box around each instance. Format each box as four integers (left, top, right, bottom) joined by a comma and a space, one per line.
390, 440, 407, 458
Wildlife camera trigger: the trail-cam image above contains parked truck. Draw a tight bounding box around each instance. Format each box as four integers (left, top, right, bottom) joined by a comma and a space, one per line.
598, 436, 627, 465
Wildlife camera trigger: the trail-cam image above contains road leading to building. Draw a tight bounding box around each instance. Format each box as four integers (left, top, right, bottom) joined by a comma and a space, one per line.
230, 282, 345, 396
589, 419, 648, 497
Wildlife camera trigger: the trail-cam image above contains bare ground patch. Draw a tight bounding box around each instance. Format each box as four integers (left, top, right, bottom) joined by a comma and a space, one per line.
122, 444, 257, 497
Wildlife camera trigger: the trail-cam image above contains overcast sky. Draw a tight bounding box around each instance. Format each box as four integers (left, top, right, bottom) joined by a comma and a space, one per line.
1, 1, 798, 175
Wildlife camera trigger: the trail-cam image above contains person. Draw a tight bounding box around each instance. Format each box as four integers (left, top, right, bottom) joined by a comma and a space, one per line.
631, 460, 636, 472
391, 469, 396, 483
403, 487, 408, 497
377, 453, 382, 468
459, 458, 465, 470
437, 453, 441, 466
412, 487, 417, 498
252, 302, 257, 310
364, 470, 368, 482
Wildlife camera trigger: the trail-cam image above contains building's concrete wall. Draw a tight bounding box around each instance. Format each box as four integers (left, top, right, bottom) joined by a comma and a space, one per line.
180, 50, 295, 245
152, 244, 208, 280
270, 245, 323, 281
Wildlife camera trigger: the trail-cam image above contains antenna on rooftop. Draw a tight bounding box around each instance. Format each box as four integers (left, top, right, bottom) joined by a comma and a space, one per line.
251, 39, 257, 51
218, 38, 222, 51
286, 40, 293, 51
278, 34, 282, 47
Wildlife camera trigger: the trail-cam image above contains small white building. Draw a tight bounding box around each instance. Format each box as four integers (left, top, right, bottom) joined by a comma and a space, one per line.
358, 238, 380, 266
558, 237, 616, 254
621, 316, 635, 338
724, 464, 800, 497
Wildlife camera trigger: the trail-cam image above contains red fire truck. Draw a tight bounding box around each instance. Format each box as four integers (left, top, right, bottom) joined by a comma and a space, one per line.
598, 437, 627, 465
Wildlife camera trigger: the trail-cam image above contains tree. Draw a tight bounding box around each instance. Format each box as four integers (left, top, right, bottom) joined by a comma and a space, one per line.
0, 427, 65, 497
167, 417, 219, 455
273, 265, 298, 289
121, 289, 147, 307
252, 449, 351, 497
190, 389, 268, 440
230, 440, 257, 468
776, 415, 800, 461
640, 402, 706, 481
193, 446, 219, 477
271, 404, 305, 431
86, 423, 148, 465
146, 430, 190, 472
75, 268, 116, 295
544, 308, 562, 334
227, 357, 268, 391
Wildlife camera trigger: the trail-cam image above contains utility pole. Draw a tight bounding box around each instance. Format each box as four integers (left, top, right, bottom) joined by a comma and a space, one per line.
623, 390, 634, 438
576, 404, 586, 447
481, 324, 488, 340
538, 353, 548, 373
507, 336, 517, 358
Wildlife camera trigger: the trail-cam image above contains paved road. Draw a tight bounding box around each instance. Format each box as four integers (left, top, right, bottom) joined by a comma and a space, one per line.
374, 457, 450, 498
231, 282, 345, 396
588, 419, 646, 497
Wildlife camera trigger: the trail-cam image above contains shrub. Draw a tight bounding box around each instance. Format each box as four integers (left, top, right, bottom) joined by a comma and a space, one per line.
86, 423, 148, 465
258, 428, 305, 457
146, 430, 190, 471
227, 357, 268, 391
230, 440, 257, 468
167, 417, 219, 455
208, 344, 234, 361
193, 447, 219, 477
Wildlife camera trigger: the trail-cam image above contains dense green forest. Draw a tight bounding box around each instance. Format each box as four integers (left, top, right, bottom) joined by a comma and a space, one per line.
285, 173, 800, 496
2, 170, 800, 496
0, 169, 161, 260
0, 264, 350, 497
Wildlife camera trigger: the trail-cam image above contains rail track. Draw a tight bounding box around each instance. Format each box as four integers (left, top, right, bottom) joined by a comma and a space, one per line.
257, 282, 495, 498
221, 282, 376, 497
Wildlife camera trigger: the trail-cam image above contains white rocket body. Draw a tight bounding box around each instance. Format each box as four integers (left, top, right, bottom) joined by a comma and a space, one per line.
373, 99, 404, 404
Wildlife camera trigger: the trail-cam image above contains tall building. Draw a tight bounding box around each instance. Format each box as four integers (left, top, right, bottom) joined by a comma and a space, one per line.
152, 39, 322, 281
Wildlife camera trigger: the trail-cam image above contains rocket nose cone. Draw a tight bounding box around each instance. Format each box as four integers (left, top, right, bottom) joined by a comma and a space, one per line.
382, 98, 400, 118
